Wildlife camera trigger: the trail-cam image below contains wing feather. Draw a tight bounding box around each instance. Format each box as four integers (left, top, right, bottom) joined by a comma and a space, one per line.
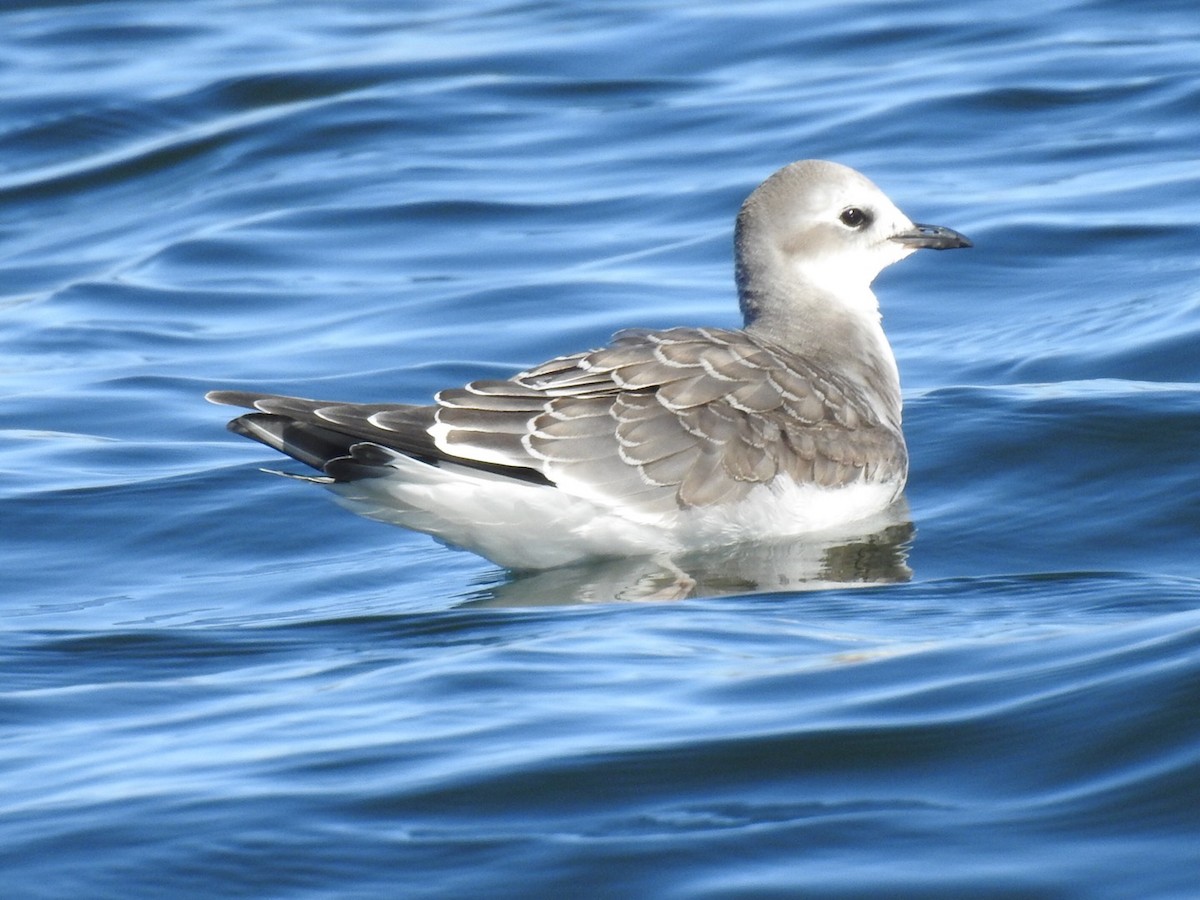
210, 326, 905, 512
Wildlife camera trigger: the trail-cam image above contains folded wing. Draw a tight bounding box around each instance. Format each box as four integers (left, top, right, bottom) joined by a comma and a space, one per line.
208, 327, 905, 513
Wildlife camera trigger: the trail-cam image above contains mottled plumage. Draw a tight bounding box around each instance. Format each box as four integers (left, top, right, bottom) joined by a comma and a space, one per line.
209, 160, 969, 569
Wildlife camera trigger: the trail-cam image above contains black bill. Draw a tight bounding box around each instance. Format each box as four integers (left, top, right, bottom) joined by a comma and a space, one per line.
890, 223, 972, 250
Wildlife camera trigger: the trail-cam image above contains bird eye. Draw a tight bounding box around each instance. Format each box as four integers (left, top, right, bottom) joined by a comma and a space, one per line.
839, 207, 870, 228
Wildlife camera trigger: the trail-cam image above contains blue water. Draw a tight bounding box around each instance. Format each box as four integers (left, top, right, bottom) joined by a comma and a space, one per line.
3, 1, 1200, 896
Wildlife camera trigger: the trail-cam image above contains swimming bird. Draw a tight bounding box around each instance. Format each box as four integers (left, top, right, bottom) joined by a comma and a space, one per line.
208, 160, 970, 570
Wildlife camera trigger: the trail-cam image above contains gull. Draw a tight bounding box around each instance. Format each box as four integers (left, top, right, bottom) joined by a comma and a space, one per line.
208, 160, 970, 570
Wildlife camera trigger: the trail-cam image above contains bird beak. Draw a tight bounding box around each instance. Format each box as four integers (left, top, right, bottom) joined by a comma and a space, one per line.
890, 223, 972, 250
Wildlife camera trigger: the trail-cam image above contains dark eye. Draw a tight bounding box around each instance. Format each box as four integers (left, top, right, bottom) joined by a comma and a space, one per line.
839, 207, 871, 228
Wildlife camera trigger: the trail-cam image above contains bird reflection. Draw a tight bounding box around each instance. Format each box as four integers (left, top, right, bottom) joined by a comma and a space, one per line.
459, 511, 914, 607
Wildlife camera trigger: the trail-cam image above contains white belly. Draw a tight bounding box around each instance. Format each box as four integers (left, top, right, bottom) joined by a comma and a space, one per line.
327, 453, 904, 570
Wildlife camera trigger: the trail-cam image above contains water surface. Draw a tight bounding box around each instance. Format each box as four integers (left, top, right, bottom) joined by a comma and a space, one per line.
3, 1, 1200, 897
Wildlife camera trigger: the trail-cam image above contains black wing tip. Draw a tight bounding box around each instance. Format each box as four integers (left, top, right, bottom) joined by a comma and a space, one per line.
211, 390, 558, 488
223, 412, 354, 474
224, 412, 266, 438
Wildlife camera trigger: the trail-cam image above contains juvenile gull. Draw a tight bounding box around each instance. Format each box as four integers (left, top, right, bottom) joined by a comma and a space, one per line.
208, 160, 970, 570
